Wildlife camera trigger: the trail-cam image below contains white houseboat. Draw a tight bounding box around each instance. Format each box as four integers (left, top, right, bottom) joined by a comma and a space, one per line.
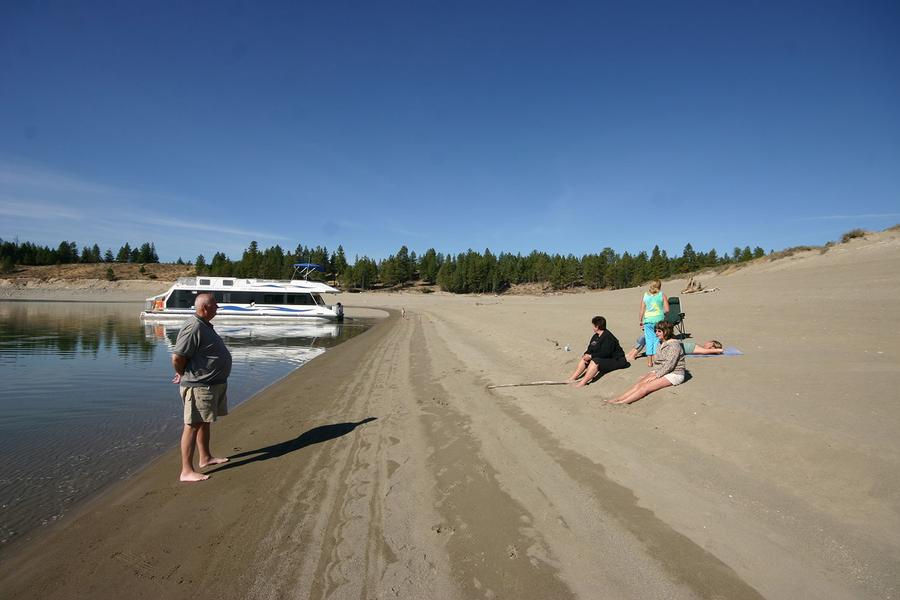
140, 263, 343, 323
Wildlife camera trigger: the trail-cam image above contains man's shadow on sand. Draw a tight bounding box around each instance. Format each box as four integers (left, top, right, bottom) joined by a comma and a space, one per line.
207, 417, 377, 474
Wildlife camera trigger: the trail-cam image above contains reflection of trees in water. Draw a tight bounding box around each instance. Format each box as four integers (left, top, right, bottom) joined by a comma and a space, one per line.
1, 303, 374, 359
0, 305, 156, 360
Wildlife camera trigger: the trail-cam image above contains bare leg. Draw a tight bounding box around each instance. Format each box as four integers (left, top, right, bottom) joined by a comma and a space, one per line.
180, 424, 209, 482
609, 372, 655, 401
573, 361, 600, 388
625, 347, 638, 361
197, 422, 229, 468
566, 356, 591, 382
691, 347, 724, 355
611, 375, 672, 404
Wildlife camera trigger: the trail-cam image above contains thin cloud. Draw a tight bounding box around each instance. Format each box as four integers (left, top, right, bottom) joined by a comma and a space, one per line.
797, 213, 900, 221
0, 197, 84, 220
0, 161, 290, 242
0, 163, 129, 198
139, 216, 288, 241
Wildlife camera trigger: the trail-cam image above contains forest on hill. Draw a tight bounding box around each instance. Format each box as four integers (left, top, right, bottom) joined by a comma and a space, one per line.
1, 237, 770, 293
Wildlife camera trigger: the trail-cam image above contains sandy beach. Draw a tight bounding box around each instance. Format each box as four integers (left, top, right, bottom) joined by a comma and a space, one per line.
1, 230, 899, 599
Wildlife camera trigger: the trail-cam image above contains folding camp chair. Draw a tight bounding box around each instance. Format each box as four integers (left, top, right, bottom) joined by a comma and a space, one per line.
665, 296, 687, 338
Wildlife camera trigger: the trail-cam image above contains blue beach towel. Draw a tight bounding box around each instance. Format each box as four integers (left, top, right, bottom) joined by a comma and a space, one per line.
687, 347, 743, 358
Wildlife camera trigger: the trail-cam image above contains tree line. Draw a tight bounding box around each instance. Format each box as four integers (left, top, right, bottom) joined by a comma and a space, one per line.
194, 241, 766, 293
2, 236, 768, 292
0, 239, 159, 273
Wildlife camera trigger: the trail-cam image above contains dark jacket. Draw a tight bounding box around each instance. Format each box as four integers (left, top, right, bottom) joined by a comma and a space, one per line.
585, 330, 626, 363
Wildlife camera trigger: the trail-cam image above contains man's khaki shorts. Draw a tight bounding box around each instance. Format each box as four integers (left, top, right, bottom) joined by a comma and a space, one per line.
181, 384, 228, 424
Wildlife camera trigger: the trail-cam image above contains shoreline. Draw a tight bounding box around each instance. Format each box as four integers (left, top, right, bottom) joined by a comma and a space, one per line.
0, 304, 384, 557
0, 279, 168, 303
0, 307, 401, 598
1, 232, 899, 598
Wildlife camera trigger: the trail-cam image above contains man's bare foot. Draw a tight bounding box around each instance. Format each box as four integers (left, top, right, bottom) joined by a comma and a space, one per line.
180, 471, 210, 482
199, 457, 229, 468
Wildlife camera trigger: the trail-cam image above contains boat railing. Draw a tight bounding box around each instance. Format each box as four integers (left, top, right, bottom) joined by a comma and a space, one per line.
172, 276, 338, 291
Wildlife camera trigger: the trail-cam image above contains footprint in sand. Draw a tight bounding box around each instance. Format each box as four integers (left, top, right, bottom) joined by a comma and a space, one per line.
431, 523, 456, 535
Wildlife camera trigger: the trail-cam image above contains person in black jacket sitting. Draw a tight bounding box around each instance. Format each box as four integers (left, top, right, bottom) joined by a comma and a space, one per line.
566, 315, 629, 388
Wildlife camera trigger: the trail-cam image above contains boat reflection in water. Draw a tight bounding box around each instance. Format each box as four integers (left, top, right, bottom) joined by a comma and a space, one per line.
143, 320, 357, 368
0, 304, 373, 550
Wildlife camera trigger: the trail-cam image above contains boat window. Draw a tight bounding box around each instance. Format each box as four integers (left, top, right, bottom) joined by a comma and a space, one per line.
263, 294, 284, 304
199, 279, 210, 285
167, 290, 199, 309
228, 292, 253, 304
312, 294, 325, 305
222, 293, 231, 302
223, 280, 234, 286
285, 293, 316, 305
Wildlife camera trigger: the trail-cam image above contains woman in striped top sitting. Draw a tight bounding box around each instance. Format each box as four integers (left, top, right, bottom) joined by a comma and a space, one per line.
610, 321, 686, 405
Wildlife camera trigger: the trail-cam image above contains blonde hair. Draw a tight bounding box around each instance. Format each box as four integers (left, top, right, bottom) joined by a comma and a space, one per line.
648, 279, 662, 294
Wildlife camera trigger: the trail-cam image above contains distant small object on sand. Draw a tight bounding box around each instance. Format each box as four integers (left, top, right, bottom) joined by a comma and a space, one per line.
681, 276, 719, 294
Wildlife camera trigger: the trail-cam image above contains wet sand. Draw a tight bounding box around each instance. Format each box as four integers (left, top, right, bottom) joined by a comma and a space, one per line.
1, 230, 899, 599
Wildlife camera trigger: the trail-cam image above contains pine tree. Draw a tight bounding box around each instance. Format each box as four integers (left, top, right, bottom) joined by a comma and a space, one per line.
419, 248, 439, 284
681, 243, 696, 272
332, 245, 348, 283
195, 254, 207, 275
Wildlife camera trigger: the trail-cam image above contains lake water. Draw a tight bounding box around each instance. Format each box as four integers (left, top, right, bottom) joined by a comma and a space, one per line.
0, 301, 370, 550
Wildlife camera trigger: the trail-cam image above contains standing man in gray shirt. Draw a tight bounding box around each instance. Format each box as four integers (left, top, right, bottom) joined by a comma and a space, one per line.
172, 293, 232, 482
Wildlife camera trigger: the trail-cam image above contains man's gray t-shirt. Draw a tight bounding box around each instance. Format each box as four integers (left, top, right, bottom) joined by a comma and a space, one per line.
173, 315, 232, 387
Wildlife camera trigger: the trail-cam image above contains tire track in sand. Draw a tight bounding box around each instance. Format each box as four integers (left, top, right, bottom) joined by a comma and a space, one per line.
247, 311, 457, 600
423, 309, 765, 599
407, 315, 576, 600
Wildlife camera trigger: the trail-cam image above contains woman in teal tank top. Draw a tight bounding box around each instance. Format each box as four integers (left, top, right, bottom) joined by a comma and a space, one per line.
639, 279, 669, 366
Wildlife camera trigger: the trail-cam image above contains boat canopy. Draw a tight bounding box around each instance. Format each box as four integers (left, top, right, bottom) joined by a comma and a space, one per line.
292, 263, 325, 280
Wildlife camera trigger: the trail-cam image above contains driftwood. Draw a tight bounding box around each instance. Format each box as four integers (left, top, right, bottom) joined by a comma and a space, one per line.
487, 380, 570, 389
681, 276, 702, 294
682, 277, 720, 294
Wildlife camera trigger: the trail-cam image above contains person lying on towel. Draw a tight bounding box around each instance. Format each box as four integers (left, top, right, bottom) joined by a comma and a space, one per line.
625, 336, 723, 361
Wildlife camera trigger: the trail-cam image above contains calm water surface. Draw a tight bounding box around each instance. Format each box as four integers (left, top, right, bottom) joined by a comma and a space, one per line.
0, 301, 370, 549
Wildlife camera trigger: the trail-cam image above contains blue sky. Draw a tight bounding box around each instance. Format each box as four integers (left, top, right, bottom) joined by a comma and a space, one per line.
1, 1, 898, 262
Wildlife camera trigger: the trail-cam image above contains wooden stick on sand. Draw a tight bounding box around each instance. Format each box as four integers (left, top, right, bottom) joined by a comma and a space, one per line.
487, 380, 570, 389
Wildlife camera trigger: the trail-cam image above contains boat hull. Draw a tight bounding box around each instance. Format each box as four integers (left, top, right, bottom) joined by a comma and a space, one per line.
140, 309, 338, 324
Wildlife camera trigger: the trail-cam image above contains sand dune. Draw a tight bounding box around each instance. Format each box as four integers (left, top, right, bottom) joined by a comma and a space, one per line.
1, 230, 898, 599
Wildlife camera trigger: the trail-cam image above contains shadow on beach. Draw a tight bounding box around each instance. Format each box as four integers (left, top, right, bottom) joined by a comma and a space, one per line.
582, 361, 631, 386
208, 417, 377, 474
